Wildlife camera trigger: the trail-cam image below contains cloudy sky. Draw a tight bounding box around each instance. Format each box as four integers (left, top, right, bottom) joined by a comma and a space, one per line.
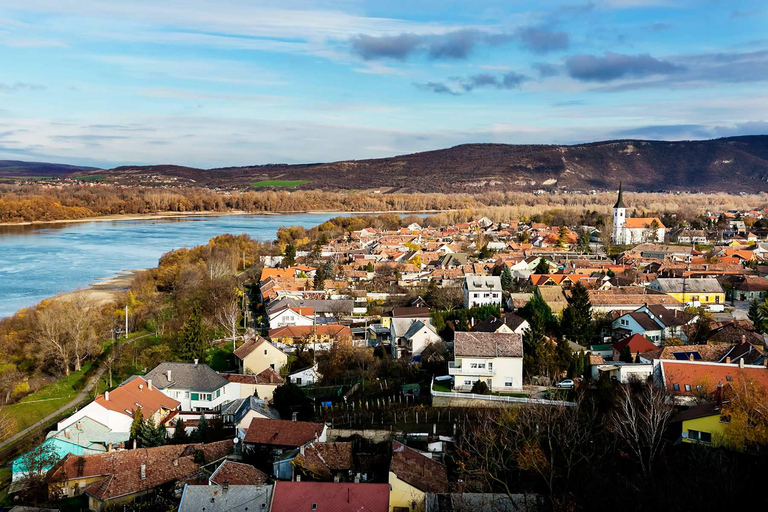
0, 0, 767, 168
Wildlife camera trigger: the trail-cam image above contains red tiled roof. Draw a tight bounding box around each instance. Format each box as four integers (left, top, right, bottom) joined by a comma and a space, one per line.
210, 460, 267, 486
95, 377, 179, 418
390, 441, 448, 493
220, 368, 284, 385
659, 360, 768, 396
613, 334, 657, 354
269, 325, 352, 339
292, 442, 353, 480
271, 482, 390, 512
243, 418, 325, 447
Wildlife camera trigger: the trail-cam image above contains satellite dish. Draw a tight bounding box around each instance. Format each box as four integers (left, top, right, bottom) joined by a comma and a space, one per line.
233, 438, 239, 444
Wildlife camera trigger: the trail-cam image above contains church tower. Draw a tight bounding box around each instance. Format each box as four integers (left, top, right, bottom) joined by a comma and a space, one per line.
612, 183, 626, 245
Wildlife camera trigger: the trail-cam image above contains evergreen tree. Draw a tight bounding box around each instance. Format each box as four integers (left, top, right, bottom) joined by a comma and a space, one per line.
470, 380, 490, 395
620, 345, 633, 363
129, 407, 144, 446
172, 418, 188, 444
534, 258, 550, 274
749, 299, 765, 333
561, 282, 594, 345
522, 303, 547, 378
177, 306, 207, 362
501, 266, 514, 291
192, 414, 210, 442
578, 230, 591, 253
283, 243, 296, 267
366, 261, 374, 272
313, 267, 325, 291
139, 417, 165, 447
555, 338, 574, 376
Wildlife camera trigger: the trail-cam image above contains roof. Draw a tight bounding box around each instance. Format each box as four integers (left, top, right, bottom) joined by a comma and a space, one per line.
624, 217, 665, 229
391, 441, 448, 493
179, 485, 272, 512
233, 336, 273, 360
614, 183, 625, 208
650, 278, 724, 294
269, 324, 353, 339
292, 442, 353, 480
144, 362, 228, 392
453, 331, 523, 358
209, 460, 267, 486
391, 307, 432, 318
613, 334, 657, 354
243, 418, 325, 447
93, 377, 179, 419
48, 416, 128, 448
220, 368, 284, 385
464, 275, 502, 292
271, 482, 390, 512
472, 313, 528, 333
658, 360, 768, 396
657, 344, 731, 362
735, 276, 768, 292
671, 402, 723, 423
221, 396, 281, 422
49, 441, 233, 501
708, 323, 765, 346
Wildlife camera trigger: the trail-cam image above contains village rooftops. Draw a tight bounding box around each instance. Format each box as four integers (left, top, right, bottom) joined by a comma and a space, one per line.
243, 418, 326, 447
144, 361, 229, 393
233, 336, 274, 360
209, 460, 268, 486
179, 484, 272, 512
94, 376, 179, 418
649, 277, 724, 294
391, 440, 448, 493
453, 331, 522, 358
292, 442, 353, 480
271, 481, 390, 512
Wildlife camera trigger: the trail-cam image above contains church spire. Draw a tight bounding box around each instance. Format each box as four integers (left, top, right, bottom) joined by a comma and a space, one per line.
614, 182, 626, 209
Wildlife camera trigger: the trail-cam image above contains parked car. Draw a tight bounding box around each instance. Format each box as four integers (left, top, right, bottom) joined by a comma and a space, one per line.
555, 379, 575, 389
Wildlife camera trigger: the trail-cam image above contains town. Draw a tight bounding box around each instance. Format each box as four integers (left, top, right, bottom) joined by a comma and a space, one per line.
1, 188, 767, 511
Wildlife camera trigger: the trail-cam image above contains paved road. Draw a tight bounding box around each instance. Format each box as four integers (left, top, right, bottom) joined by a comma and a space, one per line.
0, 334, 147, 455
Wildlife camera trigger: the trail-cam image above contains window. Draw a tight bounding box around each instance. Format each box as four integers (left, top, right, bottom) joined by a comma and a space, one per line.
688, 429, 712, 443
185, 391, 190, 398
673, 384, 680, 391
264, 350, 268, 355
505, 381, 513, 387
296, 378, 302, 385
684, 384, 691, 392
726, 375, 733, 382
464, 380, 472, 386
696, 385, 703, 392
312, 504, 317, 511
191, 393, 199, 401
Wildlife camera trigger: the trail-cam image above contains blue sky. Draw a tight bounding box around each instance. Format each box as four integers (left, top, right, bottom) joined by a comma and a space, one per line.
0, 0, 766, 168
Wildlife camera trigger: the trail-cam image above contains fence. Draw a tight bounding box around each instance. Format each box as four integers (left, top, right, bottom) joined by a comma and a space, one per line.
430, 379, 577, 407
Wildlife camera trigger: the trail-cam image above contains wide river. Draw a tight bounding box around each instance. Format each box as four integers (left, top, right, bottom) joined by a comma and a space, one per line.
0, 213, 349, 318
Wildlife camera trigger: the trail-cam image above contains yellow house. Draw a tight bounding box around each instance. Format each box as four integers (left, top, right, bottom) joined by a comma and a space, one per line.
389, 441, 448, 512
648, 278, 725, 308
233, 336, 288, 376
674, 402, 726, 445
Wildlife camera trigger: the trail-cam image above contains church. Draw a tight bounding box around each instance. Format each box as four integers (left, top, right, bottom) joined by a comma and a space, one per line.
611, 184, 665, 245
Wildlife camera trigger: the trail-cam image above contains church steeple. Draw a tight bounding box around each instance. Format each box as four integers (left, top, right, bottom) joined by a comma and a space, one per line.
614, 182, 626, 209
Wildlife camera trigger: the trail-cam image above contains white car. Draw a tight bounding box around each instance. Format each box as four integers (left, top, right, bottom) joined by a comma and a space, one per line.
555, 379, 575, 389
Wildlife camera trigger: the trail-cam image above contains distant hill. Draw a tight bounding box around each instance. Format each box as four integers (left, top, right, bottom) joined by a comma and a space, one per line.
0, 160, 98, 177
55, 135, 768, 192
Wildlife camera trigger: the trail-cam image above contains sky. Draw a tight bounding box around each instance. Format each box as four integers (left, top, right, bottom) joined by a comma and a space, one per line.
0, 0, 767, 168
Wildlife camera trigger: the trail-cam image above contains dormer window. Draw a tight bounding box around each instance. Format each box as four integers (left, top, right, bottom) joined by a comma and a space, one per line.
312, 504, 317, 510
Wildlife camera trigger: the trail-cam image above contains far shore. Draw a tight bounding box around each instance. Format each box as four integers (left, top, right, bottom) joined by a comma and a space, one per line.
0, 208, 447, 227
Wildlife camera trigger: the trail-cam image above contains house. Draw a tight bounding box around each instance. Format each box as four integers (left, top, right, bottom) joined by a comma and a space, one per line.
654, 359, 768, 403
221, 396, 280, 429
209, 460, 268, 486
271, 481, 390, 512
611, 305, 697, 344
12, 417, 129, 482
471, 313, 529, 336
591, 361, 654, 383
47, 441, 233, 511
611, 333, 657, 361
672, 401, 726, 446
219, 368, 284, 401
269, 325, 354, 345
56, 377, 179, 434
269, 305, 315, 330
390, 320, 443, 359
288, 364, 321, 386
234, 336, 288, 376
611, 185, 666, 244
389, 441, 448, 512
462, 275, 502, 309
274, 442, 353, 482
243, 418, 327, 458
144, 361, 234, 413
733, 276, 768, 302
450, 332, 523, 392
670, 229, 709, 244
647, 278, 725, 311
179, 484, 272, 512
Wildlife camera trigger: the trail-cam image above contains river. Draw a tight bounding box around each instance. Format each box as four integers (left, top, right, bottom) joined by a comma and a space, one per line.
0, 213, 350, 318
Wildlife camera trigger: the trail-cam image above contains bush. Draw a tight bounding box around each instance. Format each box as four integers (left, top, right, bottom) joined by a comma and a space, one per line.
471, 380, 490, 395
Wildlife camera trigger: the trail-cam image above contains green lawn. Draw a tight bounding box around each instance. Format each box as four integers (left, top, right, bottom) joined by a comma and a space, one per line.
251, 179, 310, 188
432, 383, 452, 393
3, 362, 95, 437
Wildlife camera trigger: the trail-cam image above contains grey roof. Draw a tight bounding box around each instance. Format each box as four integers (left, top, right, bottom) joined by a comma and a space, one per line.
650, 278, 724, 294
464, 275, 502, 292
403, 320, 428, 339
179, 484, 272, 512
453, 332, 523, 358
614, 182, 625, 209
145, 362, 229, 392
221, 397, 280, 423
391, 317, 434, 337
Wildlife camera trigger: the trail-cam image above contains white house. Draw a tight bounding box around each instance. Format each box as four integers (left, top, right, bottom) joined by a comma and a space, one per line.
612, 184, 666, 245
268, 305, 314, 330
463, 275, 503, 309
144, 361, 237, 413
612, 305, 697, 344
390, 319, 443, 359
449, 332, 523, 392
56, 376, 179, 433
288, 364, 322, 386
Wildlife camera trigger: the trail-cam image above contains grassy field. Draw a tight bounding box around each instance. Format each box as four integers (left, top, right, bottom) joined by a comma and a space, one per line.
74, 175, 105, 181
251, 179, 310, 188
2, 362, 95, 437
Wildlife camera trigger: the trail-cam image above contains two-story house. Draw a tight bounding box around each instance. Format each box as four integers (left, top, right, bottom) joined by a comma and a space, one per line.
449, 332, 523, 392
612, 304, 697, 344
144, 361, 235, 413
648, 277, 725, 312
390, 319, 442, 359
268, 305, 315, 330
234, 336, 288, 375
463, 275, 502, 309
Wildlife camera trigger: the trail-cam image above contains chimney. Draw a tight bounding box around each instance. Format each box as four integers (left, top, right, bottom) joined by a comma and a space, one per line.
739, 358, 745, 368
716, 380, 723, 407
139, 384, 143, 391
140, 463, 146, 480
763, 358, 768, 368
292, 412, 298, 422
65, 429, 70, 439
194, 359, 199, 366
689, 353, 694, 361
105, 391, 110, 401
166, 370, 172, 382
726, 356, 731, 364
741, 335, 746, 345
77, 421, 82, 431
295, 475, 301, 482
147, 379, 152, 390
222, 480, 229, 492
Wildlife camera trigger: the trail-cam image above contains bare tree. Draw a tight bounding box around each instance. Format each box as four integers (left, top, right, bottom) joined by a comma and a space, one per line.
217, 300, 240, 351
608, 380, 674, 478
65, 291, 102, 372
35, 300, 71, 376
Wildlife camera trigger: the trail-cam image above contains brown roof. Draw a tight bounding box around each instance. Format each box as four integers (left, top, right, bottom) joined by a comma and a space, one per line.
210, 460, 267, 486
708, 323, 764, 345
50, 441, 232, 502
220, 368, 285, 385
272, 482, 390, 512
233, 336, 270, 360
453, 331, 522, 358
292, 442, 353, 480
657, 344, 731, 362
243, 418, 326, 447
269, 325, 353, 339
95, 377, 179, 418
390, 441, 448, 493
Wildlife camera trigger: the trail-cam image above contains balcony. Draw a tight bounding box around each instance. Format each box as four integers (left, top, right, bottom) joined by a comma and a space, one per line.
448, 361, 495, 376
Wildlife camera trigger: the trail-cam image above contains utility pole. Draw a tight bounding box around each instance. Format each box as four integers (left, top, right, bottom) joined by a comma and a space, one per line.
125, 305, 129, 337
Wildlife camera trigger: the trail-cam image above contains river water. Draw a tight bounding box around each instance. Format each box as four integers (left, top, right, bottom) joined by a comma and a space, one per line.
0, 213, 348, 318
